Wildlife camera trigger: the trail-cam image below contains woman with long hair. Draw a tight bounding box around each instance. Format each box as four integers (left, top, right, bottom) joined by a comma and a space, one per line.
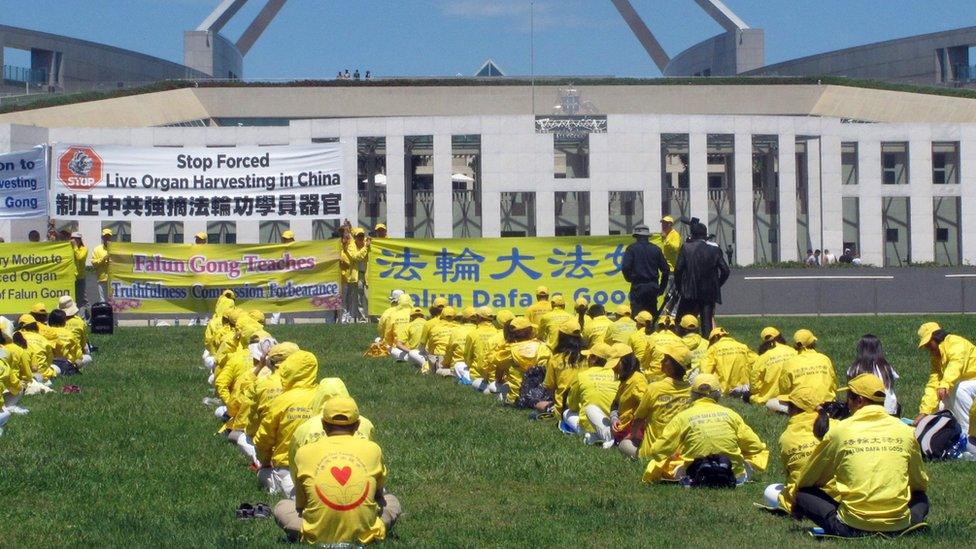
848, 334, 899, 415
609, 352, 647, 450
537, 320, 588, 415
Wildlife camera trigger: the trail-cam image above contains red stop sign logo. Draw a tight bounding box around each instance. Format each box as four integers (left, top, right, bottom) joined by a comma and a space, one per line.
58, 146, 102, 191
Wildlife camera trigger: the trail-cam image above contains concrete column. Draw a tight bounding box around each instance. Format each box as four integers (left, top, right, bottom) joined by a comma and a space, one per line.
909, 139, 935, 263
961, 136, 976, 263
130, 222, 154, 244
292, 219, 313, 242
184, 219, 207, 244
689, 132, 708, 223
858, 139, 883, 266
385, 136, 405, 238
590, 189, 610, 235
536, 190, 555, 237
340, 137, 359, 228
778, 132, 797, 262
237, 221, 259, 244
432, 133, 453, 238
806, 138, 823, 250
644, 132, 663, 228
820, 134, 844, 254
733, 132, 754, 265
481, 190, 501, 237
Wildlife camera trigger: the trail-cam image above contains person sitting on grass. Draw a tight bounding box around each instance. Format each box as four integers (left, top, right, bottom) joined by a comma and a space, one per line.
416, 297, 449, 373
46, 309, 84, 371
603, 304, 638, 345
525, 285, 552, 327
241, 342, 301, 466
17, 314, 56, 383
1, 329, 33, 415
847, 334, 900, 416
275, 396, 401, 545
385, 294, 417, 365
915, 322, 976, 435
564, 343, 625, 446
423, 306, 456, 375
580, 304, 613, 348
0, 350, 12, 436
623, 343, 692, 459
58, 296, 90, 364
440, 307, 477, 377
626, 311, 654, 363
698, 327, 756, 397
609, 350, 647, 450
489, 316, 551, 406
537, 319, 587, 417
779, 329, 837, 405
391, 307, 425, 364
458, 307, 501, 390
537, 294, 573, 350
675, 315, 708, 370
642, 373, 768, 485
749, 327, 797, 412
640, 315, 683, 382
788, 373, 929, 538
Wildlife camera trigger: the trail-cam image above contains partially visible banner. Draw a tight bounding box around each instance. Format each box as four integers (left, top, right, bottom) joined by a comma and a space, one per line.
0, 146, 47, 219
367, 235, 646, 315
0, 242, 75, 314
50, 144, 343, 221
108, 242, 342, 314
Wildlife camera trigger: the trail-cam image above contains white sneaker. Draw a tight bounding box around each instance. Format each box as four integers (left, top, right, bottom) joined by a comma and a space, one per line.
602, 439, 616, 450
8, 406, 30, 415
202, 397, 222, 407
582, 432, 602, 446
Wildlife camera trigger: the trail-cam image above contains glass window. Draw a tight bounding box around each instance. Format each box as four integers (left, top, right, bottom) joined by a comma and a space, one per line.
934, 196, 962, 265
795, 138, 811, 259
881, 142, 909, 185
207, 221, 236, 244
752, 135, 779, 263
842, 142, 858, 185
313, 220, 341, 240
102, 221, 131, 243
500, 192, 536, 237
259, 221, 290, 244
405, 135, 434, 238
842, 197, 860, 259
932, 142, 960, 185
661, 134, 690, 237
452, 135, 482, 237
154, 221, 183, 244
882, 197, 911, 266
358, 137, 387, 231
707, 134, 735, 262
554, 134, 589, 179
608, 191, 644, 235
554, 191, 590, 236
53, 220, 78, 241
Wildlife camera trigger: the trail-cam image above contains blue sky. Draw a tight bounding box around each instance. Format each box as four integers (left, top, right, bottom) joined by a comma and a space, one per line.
2, 1, 973, 79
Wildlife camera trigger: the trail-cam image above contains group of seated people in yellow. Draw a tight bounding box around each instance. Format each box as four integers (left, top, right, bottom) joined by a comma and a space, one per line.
0, 296, 91, 436
371, 285, 976, 539
201, 290, 399, 545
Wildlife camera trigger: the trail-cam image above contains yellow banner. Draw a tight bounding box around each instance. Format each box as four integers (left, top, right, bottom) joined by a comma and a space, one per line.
108, 241, 341, 314
0, 242, 76, 314
367, 235, 660, 315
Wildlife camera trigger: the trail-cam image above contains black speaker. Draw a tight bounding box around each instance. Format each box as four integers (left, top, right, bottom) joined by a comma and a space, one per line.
90, 302, 114, 335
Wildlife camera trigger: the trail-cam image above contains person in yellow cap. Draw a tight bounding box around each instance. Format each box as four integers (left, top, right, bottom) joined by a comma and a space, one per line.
643, 372, 768, 485
779, 329, 837, 405
423, 306, 457, 375
2, 327, 34, 416
573, 297, 590, 329
460, 306, 503, 391
385, 294, 417, 363
698, 327, 757, 397
539, 318, 587, 415
489, 316, 551, 405
639, 315, 683, 381
254, 350, 320, 497
915, 322, 976, 433
194, 231, 207, 245
626, 310, 655, 363
288, 378, 376, 470
537, 294, 573, 350
340, 228, 371, 323
0, 350, 12, 435
373, 223, 387, 238
763, 385, 835, 513
565, 343, 624, 445
609, 345, 646, 449
18, 314, 56, 382
91, 228, 113, 302
440, 306, 478, 376
624, 343, 692, 458
415, 297, 449, 370
790, 373, 929, 537
391, 306, 425, 363
281, 230, 295, 244
376, 290, 405, 345
622, 224, 670, 317
580, 303, 613, 348
749, 327, 797, 411
603, 304, 637, 345
242, 342, 301, 462
69, 232, 88, 309
275, 395, 400, 545
525, 286, 552, 327
45, 309, 84, 368
659, 215, 682, 271
675, 314, 708, 370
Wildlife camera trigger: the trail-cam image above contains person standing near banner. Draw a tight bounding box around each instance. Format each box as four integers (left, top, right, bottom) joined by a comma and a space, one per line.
340, 228, 371, 323
70, 232, 88, 309
194, 232, 207, 245
91, 229, 113, 303
281, 230, 295, 244
621, 225, 670, 319
674, 222, 730, 337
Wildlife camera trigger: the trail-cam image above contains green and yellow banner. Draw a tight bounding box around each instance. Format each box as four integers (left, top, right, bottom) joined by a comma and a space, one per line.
108, 242, 341, 314
0, 242, 76, 314
367, 235, 650, 315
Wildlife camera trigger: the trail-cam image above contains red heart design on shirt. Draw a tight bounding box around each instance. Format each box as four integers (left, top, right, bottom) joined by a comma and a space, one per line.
330, 466, 352, 486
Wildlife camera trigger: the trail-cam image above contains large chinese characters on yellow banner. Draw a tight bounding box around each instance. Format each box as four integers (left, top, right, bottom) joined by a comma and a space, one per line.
366, 235, 660, 315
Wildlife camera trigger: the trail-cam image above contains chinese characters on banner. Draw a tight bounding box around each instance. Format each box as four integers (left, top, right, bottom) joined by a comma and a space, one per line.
108, 241, 341, 314
366, 236, 641, 315
49, 144, 343, 221
0, 242, 75, 314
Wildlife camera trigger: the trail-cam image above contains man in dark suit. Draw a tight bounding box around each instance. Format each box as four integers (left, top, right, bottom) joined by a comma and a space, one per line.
674, 222, 730, 336
621, 224, 670, 320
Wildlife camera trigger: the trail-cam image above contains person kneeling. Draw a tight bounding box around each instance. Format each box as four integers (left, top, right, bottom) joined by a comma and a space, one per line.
275, 396, 400, 545
788, 373, 929, 537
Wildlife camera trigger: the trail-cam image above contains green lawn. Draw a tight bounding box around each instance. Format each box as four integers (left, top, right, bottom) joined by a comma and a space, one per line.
2, 315, 975, 547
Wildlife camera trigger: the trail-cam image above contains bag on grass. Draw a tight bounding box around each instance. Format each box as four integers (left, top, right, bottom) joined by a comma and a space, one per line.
914, 410, 963, 461
90, 301, 114, 335
54, 358, 81, 376
685, 454, 736, 488
514, 366, 551, 409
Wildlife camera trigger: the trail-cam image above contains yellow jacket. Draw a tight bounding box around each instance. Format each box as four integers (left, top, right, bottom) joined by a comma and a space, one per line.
463, 323, 502, 381
227, 366, 263, 432
246, 370, 282, 437
0, 355, 10, 404
425, 320, 455, 356
543, 352, 585, 414
22, 331, 55, 379
254, 351, 319, 467
340, 240, 369, 284
641, 330, 684, 381
581, 315, 613, 348
794, 405, 927, 532
287, 377, 373, 470
72, 243, 88, 280
3, 343, 32, 394
633, 376, 691, 458
215, 349, 250, 414
628, 330, 656, 364
66, 315, 89, 352
567, 365, 620, 431
643, 397, 768, 482
489, 339, 552, 404
777, 411, 832, 512
48, 325, 83, 364
443, 323, 476, 367
661, 228, 682, 270
537, 308, 574, 350
377, 305, 395, 339
779, 348, 837, 405
404, 317, 426, 349
699, 336, 757, 393
749, 343, 797, 405
681, 332, 709, 370
604, 317, 638, 346
525, 299, 552, 326
614, 373, 648, 434
920, 334, 976, 414
385, 305, 413, 345
91, 244, 110, 283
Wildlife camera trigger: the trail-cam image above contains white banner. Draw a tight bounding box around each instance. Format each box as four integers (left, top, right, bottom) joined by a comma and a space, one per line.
50, 144, 343, 221
0, 146, 47, 219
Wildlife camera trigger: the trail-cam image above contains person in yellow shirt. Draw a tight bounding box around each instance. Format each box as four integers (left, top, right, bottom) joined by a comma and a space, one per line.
489, 317, 552, 406
241, 342, 300, 462
750, 327, 797, 411
565, 343, 624, 445
624, 343, 692, 459
288, 378, 376, 471
627, 311, 654, 363
659, 215, 682, 271
375, 289, 404, 344
460, 307, 502, 391
46, 310, 84, 367
698, 327, 757, 397
2, 330, 34, 415
574, 297, 590, 329
59, 296, 90, 364
609, 349, 647, 449
640, 315, 683, 381
281, 229, 295, 244
675, 315, 708, 370
0, 350, 11, 436
416, 297, 448, 371
525, 286, 552, 326
391, 307, 426, 364
226, 338, 275, 464
537, 294, 573, 350
340, 228, 370, 323
779, 329, 837, 405
538, 318, 587, 415
580, 304, 613, 348
439, 306, 477, 376
18, 314, 56, 381
423, 306, 457, 374
275, 396, 400, 545
790, 374, 929, 537
385, 294, 418, 364
643, 372, 768, 485
91, 228, 113, 303
604, 304, 637, 345
254, 350, 320, 497
915, 322, 976, 435
69, 232, 88, 308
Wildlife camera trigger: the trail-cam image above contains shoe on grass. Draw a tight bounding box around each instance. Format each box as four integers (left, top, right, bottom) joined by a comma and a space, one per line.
8, 406, 29, 415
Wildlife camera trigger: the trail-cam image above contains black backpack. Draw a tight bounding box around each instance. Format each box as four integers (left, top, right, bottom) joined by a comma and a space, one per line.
515, 366, 551, 409
685, 454, 737, 488
915, 410, 963, 461
90, 301, 114, 335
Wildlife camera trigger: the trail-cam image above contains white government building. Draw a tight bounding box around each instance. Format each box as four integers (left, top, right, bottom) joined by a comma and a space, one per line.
1, 80, 975, 267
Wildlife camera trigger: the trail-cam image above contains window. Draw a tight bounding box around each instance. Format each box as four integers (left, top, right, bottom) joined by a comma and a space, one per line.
842, 142, 858, 185
842, 197, 860, 257
313, 220, 340, 240
795, 138, 812, 259
154, 221, 183, 244
554, 134, 589, 179
102, 221, 131, 243
661, 134, 690, 231
753, 135, 780, 263
405, 135, 434, 238
358, 137, 387, 230
881, 142, 909, 185
934, 196, 962, 265
452, 135, 482, 237
260, 221, 290, 244
500, 192, 536, 237
932, 142, 959, 184
882, 197, 910, 266
207, 221, 236, 244
54, 220, 78, 241
608, 191, 644, 235
554, 191, 590, 236
707, 134, 735, 260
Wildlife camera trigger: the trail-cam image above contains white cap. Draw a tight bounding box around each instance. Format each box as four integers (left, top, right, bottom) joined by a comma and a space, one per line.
71, 232, 82, 239
389, 289, 404, 303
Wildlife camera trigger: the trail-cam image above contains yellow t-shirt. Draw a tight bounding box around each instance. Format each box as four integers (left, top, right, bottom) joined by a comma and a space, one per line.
778, 348, 838, 405
91, 244, 110, 283
603, 317, 638, 345
289, 414, 375, 474
537, 308, 574, 350
641, 330, 684, 381
543, 352, 585, 413
426, 320, 456, 356
443, 323, 476, 366
681, 332, 709, 370
3, 343, 32, 394
661, 228, 682, 270
463, 323, 502, 381
633, 376, 691, 457
488, 339, 552, 404
404, 317, 426, 349
614, 373, 648, 434
581, 315, 613, 348
628, 329, 656, 364
567, 365, 620, 431
66, 315, 89, 352
777, 411, 834, 512
749, 343, 797, 405
698, 337, 757, 393
525, 299, 552, 326
72, 243, 88, 280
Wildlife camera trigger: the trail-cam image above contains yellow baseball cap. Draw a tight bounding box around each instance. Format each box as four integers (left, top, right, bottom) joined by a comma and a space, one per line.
17, 313, 37, 328
663, 343, 692, 368
374, 223, 387, 231
322, 396, 360, 425
709, 326, 728, 339
432, 297, 449, 308
634, 310, 652, 325
248, 309, 265, 324
31, 303, 47, 314
477, 305, 495, 318
657, 315, 674, 328
535, 286, 549, 296
441, 306, 456, 319
692, 373, 721, 394
917, 322, 941, 348
101, 228, 113, 237
838, 373, 887, 403
661, 215, 675, 223
496, 310, 515, 325
582, 342, 615, 360
551, 294, 566, 307
760, 326, 781, 343
679, 314, 699, 330
194, 232, 207, 241
281, 230, 295, 240
411, 307, 425, 316
461, 306, 476, 319
510, 316, 533, 331
615, 304, 631, 316
352, 227, 366, 236
794, 329, 817, 348
558, 318, 582, 336
779, 386, 822, 413
606, 343, 634, 369
575, 297, 588, 308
